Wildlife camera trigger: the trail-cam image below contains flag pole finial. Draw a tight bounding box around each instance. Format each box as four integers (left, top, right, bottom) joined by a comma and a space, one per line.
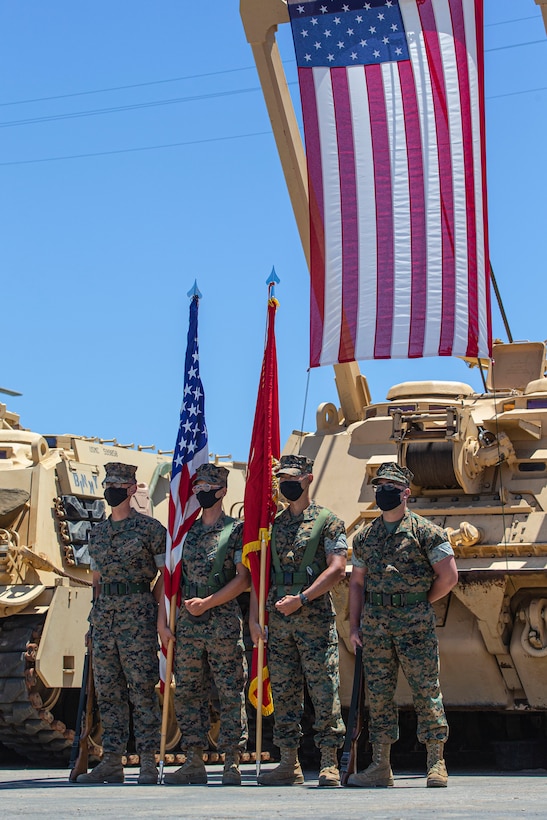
187, 280, 202, 299
266, 267, 280, 297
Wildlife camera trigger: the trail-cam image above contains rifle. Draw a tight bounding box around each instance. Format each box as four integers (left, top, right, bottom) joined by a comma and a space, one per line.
340, 645, 364, 786
69, 633, 95, 782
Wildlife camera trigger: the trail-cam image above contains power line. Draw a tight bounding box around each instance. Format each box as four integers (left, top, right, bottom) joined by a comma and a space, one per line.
486, 38, 546, 53
2, 74, 545, 169
1, 24, 543, 113
0, 65, 260, 108
0, 130, 272, 167
486, 15, 541, 27
487, 85, 547, 101
0, 85, 266, 129
0, 33, 543, 131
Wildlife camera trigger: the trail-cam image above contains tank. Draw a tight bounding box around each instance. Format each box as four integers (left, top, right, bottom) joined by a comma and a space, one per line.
277, 341, 546, 762
0, 398, 246, 762
240, 0, 547, 766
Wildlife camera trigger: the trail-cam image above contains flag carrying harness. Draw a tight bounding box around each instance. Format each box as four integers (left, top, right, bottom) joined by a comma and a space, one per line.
182, 518, 237, 599
271, 508, 330, 596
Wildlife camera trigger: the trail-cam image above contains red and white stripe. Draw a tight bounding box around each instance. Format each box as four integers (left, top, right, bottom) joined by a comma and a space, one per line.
159, 456, 206, 687
304, 0, 491, 366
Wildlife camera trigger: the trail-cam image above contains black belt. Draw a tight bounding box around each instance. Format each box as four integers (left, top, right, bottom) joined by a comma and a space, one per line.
183, 583, 221, 598
100, 581, 150, 596
366, 591, 428, 607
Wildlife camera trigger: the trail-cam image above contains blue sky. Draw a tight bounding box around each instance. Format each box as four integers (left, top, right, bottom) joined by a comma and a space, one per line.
1, 1, 546, 462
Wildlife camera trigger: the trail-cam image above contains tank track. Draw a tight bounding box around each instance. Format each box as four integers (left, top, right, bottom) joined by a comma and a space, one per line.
0, 614, 75, 763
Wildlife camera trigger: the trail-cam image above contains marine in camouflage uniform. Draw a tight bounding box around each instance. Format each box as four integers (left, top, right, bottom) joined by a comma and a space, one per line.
159, 463, 250, 786
348, 462, 458, 789
250, 455, 347, 787
77, 462, 166, 785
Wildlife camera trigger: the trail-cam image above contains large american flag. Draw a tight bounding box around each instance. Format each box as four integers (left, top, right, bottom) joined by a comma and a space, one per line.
288, 0, 492, 366
160, 293, 208, 685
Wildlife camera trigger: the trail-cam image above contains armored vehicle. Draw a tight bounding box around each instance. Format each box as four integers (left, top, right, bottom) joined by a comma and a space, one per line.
0, 398, 245, 762
283, 341, 547, 761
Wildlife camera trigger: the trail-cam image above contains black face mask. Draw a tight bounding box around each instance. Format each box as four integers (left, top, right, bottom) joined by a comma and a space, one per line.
280, 480, 305, 502
197, 488, 221, 509
104, 487, 128, 508
375, 486, 404, 511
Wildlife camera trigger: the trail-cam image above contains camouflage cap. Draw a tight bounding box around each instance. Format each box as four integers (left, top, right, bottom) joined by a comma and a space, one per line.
102, 462, 138, 487
371, 462, 414, 487
274, 454, 314, 477
193, 463, 229, 487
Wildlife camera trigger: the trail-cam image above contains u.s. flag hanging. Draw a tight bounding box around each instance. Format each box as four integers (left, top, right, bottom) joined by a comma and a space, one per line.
160, 293, 208, 687
288, 0, 492, 366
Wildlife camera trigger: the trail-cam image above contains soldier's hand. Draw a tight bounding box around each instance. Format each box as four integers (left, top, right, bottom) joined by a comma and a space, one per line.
250, 621, 267, 646
158, 623, 175, 648
349, 627, 363, 652
184, 597, 209, 616
275, 594, 302, 616
84, 630, 92, 648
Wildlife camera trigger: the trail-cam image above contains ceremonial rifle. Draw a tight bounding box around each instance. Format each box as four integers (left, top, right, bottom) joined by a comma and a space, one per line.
68, 632, 95, 782
339, 645, 364, 786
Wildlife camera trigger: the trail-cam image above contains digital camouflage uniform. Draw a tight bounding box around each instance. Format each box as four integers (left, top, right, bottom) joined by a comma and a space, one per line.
174, 512, 248, 753
267, 501, 347, 750
352, 509, 453, 744
89, 509, 166, 754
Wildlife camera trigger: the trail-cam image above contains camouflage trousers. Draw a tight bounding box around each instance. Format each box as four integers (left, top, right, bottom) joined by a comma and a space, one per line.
92, 594, 160, 753
267, 608, 345, 749
173, 607, 248, 752
361, 603, 448, 744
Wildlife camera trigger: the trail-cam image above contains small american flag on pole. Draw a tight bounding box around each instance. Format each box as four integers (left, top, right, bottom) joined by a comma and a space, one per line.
288, 0, 492, 366
160, 289, 208, 687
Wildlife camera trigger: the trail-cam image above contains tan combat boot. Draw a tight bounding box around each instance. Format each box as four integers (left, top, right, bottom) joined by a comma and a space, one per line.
137, 751, 158, 785
347, 743, 394, 788
76, 752, 124, 784
426, 740, 448, 788
257, 747, 304, 786
222, 749, 242, 786
163, 748, 207, 785
318, 746, 340, 787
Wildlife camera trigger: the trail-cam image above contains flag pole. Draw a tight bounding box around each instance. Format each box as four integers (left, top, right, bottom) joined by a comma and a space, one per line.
255, 526, 269, 777
159, 279, 206, 784
158, 593, 177, 783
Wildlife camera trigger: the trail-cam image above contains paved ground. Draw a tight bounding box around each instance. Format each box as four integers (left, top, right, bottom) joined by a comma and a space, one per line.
0, 764, 546, 818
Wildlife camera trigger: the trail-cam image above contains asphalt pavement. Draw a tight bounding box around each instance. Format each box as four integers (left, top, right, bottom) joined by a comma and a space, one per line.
0, 763, 546, 819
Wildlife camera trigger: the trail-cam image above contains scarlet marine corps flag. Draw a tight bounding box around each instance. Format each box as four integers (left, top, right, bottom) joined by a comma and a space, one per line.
242, 272, 281, 717
288, 0, 492, 366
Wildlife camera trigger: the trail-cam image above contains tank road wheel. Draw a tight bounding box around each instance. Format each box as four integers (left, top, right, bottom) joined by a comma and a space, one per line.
0, 615, 78, 762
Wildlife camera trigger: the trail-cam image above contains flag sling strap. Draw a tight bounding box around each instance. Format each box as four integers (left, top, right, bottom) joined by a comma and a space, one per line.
270, 508, 330, 595
182, 518, 237, 597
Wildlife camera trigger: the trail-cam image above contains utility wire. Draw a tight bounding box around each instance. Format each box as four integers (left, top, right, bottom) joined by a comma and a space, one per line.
0, 131, 272, 167
486, 38, 546, 53
0, 29, 544, 112
486, 14, 541, 27
0, 79, 545, 168
0, 33, 544, 131
0, 85, 266, 129
0, 65, 259, 108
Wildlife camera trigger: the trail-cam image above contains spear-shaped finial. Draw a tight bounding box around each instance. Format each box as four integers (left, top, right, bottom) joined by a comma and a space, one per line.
187, 280, 202, 299
266, 266, 280, 297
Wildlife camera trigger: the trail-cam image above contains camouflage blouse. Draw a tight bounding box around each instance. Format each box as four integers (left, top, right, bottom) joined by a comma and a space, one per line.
267, 500, 347, 610
351, 509, 453, 595
89, 509, 166, 584
182, 513, 243, 587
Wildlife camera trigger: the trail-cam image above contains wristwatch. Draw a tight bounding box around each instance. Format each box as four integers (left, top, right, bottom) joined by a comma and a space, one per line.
299, 592, 309, 606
